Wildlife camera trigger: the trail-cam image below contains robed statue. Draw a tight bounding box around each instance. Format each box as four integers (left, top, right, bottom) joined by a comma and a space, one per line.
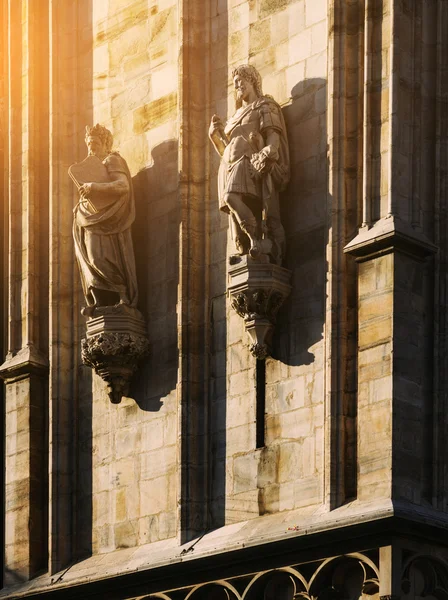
69, 125, 148, 403
70, 124, 138, 313
209, 64, 290, 265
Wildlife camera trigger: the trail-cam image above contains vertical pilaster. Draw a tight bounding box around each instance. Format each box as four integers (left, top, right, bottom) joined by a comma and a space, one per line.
345, 0, 439, 507
0, 0, 7, 587
357, 252, 393, 500
433, 0, 448, 514
178, 0, 212, 542
0, 0, 49, 580
48, 0, 92, 573
379, 545, 402, 600
325, 0, 363, 509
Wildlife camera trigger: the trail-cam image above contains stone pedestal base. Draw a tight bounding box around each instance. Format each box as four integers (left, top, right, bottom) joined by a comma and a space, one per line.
228, 256, 292, 359
81, 305, 149, 403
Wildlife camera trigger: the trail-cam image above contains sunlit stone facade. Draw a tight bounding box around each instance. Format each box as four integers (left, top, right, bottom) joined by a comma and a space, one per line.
0, 0, 448, 598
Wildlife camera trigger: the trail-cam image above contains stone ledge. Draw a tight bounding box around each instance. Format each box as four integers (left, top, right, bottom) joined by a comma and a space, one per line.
344, 216, 437, 262
0, 346, 49, 383
3, 498, 448, 598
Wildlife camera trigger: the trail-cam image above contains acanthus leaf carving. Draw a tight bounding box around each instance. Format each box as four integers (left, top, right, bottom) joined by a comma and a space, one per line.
82, 330, 149, 404
81, 305, 149, 403
228, 258, 291, 359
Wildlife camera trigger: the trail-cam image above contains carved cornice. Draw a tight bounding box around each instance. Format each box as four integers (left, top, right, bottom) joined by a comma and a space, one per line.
344, 216, 437, 262
0, 346, 49, 382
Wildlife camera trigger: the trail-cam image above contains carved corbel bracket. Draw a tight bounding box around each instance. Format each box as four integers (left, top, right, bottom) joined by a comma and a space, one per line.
228, 256, 291, 359
81, 305, 149, 403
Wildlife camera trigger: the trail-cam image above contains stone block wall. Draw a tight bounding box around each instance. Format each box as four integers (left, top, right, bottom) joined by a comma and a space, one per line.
86, 0, 180, 554
64, 0, 331, 553
1, 0, 448, 593
206, 0, 328, 525
357, 254, 393, 501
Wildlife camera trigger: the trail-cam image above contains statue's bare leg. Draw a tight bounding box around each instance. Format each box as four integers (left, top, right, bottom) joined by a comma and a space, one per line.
230, 213, 249, 256
225, 193, 260, 257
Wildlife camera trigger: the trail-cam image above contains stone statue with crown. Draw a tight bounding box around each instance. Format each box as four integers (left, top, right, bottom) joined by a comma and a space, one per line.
69, 124, 148, 402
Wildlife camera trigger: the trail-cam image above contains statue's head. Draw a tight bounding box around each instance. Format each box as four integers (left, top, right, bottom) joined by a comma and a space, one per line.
85, 124, 113, 157
232, 64, 263, 107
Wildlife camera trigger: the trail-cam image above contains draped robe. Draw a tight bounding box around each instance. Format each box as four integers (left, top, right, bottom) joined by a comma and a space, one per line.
73, 152, 138, 307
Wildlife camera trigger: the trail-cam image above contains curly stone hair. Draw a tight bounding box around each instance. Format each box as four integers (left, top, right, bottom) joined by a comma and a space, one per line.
85, 124, 113, 152
232, 64, 263, 106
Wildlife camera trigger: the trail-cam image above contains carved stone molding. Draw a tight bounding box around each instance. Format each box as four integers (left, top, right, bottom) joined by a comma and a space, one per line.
401, 556, 448, 599
128, 553, 382, 600
344, 215, 437, 262
228, 256, 291, 359
81, 305, 149, 403
0, 345, 49, 382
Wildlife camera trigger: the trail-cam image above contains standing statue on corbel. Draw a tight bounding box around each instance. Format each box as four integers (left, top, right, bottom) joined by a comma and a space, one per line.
209, 65, 292, 359
69, 124, 148, 402
209, 64, 290, 266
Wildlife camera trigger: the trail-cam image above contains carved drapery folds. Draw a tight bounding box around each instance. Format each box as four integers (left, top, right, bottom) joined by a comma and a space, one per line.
208, 64, 290, 267
69, 125, 149, 402
209, 64, 291, 359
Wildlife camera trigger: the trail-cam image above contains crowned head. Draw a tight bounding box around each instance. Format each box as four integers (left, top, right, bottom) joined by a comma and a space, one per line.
85, 124, 113, 158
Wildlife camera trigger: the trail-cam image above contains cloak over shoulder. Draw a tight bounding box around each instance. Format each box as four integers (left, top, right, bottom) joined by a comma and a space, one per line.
73, 152, 138, 307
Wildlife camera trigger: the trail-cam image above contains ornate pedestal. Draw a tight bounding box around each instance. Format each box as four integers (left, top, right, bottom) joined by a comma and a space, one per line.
228, 256, 292, 359
81, 305, 149, 403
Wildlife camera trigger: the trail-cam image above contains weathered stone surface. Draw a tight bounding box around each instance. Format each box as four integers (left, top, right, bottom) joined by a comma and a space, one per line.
228, 256, 292, 358
82, 305, 149, 403
2, 0, 448, 596
208, 64, 290, 265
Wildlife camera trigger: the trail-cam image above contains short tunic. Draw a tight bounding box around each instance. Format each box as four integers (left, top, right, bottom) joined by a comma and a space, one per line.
218, 96, 287, 213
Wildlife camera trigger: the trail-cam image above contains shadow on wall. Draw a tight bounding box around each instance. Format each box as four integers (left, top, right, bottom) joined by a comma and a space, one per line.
131, 139, 180, 411
273, 77, 328, 368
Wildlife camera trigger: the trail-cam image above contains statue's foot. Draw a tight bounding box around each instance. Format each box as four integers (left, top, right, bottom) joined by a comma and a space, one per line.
249, 241, 261, 259
229, 254, 242, 265
235, 235, 249, 256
